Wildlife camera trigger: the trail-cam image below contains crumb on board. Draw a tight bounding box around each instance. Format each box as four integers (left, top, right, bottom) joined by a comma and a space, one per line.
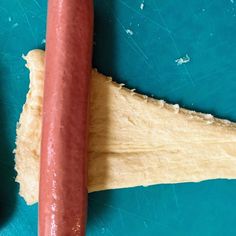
12, 23, 19, 28
175, 54, 190, 65
41, 39, 46, 44
140, 2, 145, 10
126, 29, 134, 35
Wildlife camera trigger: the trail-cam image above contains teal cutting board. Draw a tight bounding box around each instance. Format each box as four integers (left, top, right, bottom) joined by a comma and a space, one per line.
1, 0, 236, 235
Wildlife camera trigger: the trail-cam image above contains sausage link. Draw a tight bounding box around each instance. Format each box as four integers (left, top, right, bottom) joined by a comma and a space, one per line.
39, 1, 93, 235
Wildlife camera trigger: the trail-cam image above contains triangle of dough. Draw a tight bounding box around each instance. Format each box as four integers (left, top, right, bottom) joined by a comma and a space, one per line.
15, 49, 236, 205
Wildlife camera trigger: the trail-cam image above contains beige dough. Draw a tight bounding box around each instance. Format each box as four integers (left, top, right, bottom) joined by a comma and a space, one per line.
15, 49, 236, 205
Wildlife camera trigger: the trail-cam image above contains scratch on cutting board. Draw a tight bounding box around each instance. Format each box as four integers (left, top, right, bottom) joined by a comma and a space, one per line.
16, 0, 37, 44
32, 0, 41, 9
102, 224, 114, 236
193, 62, 229, 83
89, 198, 166, 227
168, 83, 188, 94
118, 0, 170, 33
104, 1, 157, 74
123, 32, 154, 71
118, 209, 125, 228
125, 30, 150, 63
113, 14, 150, 63
172, 185, 179, 209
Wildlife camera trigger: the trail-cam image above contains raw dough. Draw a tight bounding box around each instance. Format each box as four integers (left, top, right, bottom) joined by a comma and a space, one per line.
15, 49, 236, 205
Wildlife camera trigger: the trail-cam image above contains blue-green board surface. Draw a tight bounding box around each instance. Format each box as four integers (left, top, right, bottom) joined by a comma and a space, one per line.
1, 0, 236, 235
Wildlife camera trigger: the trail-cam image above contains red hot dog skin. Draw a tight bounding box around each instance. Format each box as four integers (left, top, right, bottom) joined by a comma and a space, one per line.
39, 0, 93, 235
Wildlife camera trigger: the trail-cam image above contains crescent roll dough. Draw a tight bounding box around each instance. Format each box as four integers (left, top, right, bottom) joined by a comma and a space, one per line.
15, 49, 236, 205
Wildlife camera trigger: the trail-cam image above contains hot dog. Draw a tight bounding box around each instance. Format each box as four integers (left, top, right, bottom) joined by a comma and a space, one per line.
39, 0, 93, 235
